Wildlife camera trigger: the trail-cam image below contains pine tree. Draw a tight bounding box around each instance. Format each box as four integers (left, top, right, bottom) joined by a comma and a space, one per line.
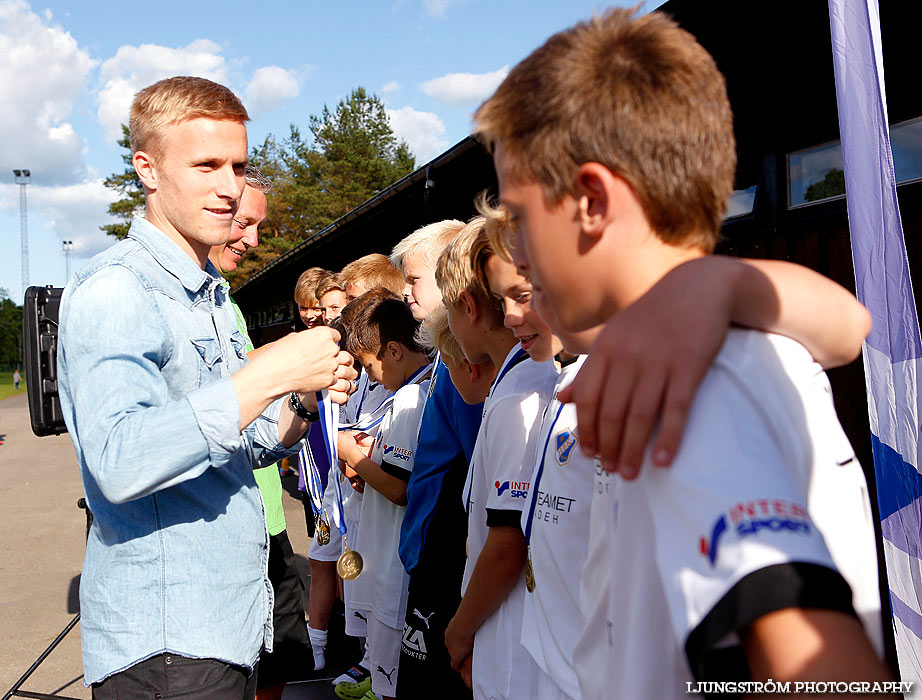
100, 125, 145, 240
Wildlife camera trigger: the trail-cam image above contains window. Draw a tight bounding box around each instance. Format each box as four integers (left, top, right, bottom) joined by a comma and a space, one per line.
892, 116, 922, 184
724, 185, 758, 219
788, 141, 845, 208
787, 115, 922, 208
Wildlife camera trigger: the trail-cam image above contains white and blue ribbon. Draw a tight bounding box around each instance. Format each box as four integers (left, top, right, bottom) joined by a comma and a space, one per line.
523, 403, 564, 546
317, 389, 347, 537
299, 443, 325, 517
830, 0, 922, 680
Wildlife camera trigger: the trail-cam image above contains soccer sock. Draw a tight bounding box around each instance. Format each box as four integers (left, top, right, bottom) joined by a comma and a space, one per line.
308, 625, 327, 671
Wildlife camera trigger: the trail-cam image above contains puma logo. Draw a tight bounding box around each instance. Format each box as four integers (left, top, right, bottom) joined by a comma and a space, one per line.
412, 608, 435, 629
377, 665, 396, 684
353, 611, 367, 622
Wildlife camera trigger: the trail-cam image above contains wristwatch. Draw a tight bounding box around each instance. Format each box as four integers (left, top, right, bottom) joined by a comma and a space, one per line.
289, 392, 320, 422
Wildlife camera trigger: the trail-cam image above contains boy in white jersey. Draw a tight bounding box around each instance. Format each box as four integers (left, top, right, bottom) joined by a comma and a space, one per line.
475, 8, 892, 698
438, 217, 557, 700
480, 208, 600, 700
337, 289, 434, 700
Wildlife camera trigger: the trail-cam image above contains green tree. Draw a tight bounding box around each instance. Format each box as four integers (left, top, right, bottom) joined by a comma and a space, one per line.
804, 167, 846, 203
308, 87, 415, 223
101, 125, 145, 240
0, 288, 23, 367
227, 87, 416, 285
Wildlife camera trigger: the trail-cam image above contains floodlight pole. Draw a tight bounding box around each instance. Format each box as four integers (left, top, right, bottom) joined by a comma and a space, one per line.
13, 169, 31, 299
62, 240, 74, 282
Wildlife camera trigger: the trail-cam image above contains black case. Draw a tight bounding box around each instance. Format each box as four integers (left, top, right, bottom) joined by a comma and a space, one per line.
23, 285, 67, 436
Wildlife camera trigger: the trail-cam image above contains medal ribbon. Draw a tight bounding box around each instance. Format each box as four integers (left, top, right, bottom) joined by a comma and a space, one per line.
463, 345, 532, 514
523, 403, 565, 545
317, 389, 347, 537
299, 443, 325, 517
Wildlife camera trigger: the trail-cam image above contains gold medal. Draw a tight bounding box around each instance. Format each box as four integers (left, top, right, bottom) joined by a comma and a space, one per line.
525, 547, 536, 593
337, 535, 364, 580
315, 513, 331, 546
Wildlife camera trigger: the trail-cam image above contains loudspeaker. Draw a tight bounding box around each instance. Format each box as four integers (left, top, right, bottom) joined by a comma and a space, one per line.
23, 285, 67, 436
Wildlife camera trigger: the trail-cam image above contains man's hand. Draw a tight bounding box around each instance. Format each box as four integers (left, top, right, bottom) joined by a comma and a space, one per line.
558, 260, 732, 478
328, 351, 358, 405
445, 614, 475, 672
263, 327, 346, 395
348, 474, 365, 494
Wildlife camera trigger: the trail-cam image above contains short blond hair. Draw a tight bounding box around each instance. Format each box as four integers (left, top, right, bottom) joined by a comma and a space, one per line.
316, 275, 345, 302
477, 192, 514, 264
339, 254, 405, 296
294, 267, 332, 307
390, 220, 466, 272
474, 8, 735, 253
416, 303, 465, 368
435, 216, 503, 325
129, 76, 249, 156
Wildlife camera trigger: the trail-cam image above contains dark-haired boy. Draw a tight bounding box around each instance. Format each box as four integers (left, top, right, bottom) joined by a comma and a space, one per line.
475, 8, 890, 699
337, 290, 434, 700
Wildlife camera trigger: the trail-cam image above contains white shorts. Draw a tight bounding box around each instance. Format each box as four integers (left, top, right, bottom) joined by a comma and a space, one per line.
343, 514, 366, 637
307, 511, 343, 562
537, 666, 577, 700
364, 613, 402, 697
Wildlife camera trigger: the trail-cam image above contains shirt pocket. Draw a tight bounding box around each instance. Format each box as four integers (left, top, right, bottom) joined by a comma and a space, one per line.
190, 337, 223, 385
229, 330, 249, 363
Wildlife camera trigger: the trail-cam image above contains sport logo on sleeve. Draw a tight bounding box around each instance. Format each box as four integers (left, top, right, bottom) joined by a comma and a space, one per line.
495, 480, 529, 498
383, 443, 413, 462
700, 499, 811, 566
555, 428, 578, 465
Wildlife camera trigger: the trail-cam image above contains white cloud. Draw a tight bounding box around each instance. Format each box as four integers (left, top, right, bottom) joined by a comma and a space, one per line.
381, 81, 401, 95
386, 106, 449, 164
0, 0, 97, 184
97, 39, 228, 142
0, 178, 119, 261
245, 66, 300, 115
423, 0, 455, 17
33, 180, 120, 258
420, 66, 508, 107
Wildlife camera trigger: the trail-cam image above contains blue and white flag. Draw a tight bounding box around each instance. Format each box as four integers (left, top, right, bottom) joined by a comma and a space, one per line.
830, 0, 922, 681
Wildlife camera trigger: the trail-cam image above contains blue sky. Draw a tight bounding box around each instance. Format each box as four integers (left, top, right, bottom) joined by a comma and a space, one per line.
0, 0, 652, 302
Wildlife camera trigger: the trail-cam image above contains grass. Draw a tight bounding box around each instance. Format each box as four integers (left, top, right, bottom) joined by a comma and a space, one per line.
0, 371, 26, 402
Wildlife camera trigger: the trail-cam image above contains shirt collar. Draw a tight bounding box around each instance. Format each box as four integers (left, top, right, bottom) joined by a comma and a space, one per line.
127, 216, 222, 294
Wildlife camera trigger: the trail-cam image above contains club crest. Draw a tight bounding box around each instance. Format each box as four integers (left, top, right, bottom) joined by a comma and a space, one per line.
555, 428, 577, 465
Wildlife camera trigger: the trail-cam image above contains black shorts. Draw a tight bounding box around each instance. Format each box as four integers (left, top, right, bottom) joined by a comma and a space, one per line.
257, 529, 314, 688
92, 653, 257, 700
397, 455, 472, 700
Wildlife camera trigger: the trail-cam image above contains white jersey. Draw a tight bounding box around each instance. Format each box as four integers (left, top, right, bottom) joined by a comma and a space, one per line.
574, 330, 883, 700
351, 364, 432, 628
461, 345, 558, 700
520, 357, 593, 700
341, 373, 391, 523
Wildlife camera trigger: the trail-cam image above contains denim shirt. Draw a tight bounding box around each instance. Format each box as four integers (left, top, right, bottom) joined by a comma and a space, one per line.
58, 217, 288, 685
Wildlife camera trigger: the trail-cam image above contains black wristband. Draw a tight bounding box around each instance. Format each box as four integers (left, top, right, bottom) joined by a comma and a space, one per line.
289, 392, 320, 422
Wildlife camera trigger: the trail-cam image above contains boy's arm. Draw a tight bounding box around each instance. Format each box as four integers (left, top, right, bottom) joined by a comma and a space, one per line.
338, 432, 408, 505
560, 256, 871, 478
444, 524, 526, 670
741, 608, 895, 697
